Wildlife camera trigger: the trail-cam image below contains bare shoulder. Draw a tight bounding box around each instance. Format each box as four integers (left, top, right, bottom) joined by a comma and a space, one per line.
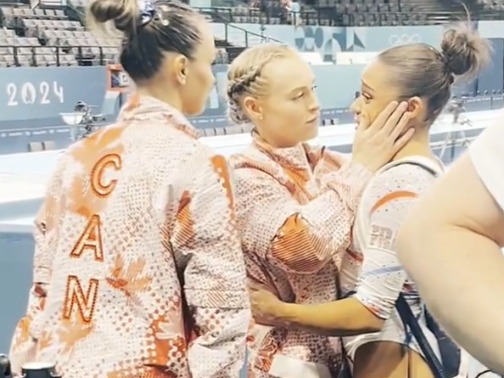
365, 163, 438, 204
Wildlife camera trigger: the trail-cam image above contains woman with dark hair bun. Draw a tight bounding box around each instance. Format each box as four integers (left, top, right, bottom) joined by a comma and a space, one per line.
8, 1, 250, 377
248, 23, 490, 378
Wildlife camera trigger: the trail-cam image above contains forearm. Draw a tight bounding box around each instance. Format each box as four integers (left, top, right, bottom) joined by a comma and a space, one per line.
267, 163, 372, 274
273, 298, 383, 337
321, 161, 372, 213
188, 307, 249, 378
398, 222, 504, 375
300, 162, 370, 234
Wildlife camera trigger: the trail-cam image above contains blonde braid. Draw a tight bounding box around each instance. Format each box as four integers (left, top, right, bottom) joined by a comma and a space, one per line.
226, 44, 296, 124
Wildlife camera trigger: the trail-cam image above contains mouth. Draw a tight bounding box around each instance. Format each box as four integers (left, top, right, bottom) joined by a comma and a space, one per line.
307, 117, 319, 125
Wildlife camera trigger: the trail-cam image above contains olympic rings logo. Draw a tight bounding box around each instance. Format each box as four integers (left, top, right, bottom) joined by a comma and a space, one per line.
388, 34, 421, 46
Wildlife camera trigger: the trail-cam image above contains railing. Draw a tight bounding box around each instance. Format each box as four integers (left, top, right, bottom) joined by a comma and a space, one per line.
0, 44, 245, 66
196, 6, 334, 25
196, 5, 504, 27
223, 22, 284, 45
0, 0, 28, 4
195, 6, 364, 26
197, 6, 285, 48
365, 11, 457, 25
0, 45, 114, 66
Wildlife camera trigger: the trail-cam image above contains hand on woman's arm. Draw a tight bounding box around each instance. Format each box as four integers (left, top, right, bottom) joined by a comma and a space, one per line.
250, 288, 383, 337
249, 165, 433, 337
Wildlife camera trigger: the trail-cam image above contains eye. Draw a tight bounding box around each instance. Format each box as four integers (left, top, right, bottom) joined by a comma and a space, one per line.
362, 93, 372, 103
293, 84, 317, 100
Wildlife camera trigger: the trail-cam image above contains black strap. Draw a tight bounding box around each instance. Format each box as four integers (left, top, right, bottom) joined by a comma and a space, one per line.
395, 294, 446, 378
392, 160, 445, 377
391, 161, 439, 178
339, 292, 446, 378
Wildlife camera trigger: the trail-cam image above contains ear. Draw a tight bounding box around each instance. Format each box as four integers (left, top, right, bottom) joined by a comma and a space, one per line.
407, 96, 424, 119
242, 95, 263, 120
173, 55, 188, 85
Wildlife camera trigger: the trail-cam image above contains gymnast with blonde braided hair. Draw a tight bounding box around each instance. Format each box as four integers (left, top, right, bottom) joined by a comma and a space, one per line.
227, 43, 414, 378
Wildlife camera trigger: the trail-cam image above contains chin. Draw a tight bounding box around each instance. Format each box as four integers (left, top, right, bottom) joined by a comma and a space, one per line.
186, 104, 205, 117
297, 128, 318, 144
305, 123, 319, 140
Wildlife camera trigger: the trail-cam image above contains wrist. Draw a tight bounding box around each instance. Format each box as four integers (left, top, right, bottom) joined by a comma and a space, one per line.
274, 302, 297, 327
350, 156, 375, 172
347, 160, 374, 179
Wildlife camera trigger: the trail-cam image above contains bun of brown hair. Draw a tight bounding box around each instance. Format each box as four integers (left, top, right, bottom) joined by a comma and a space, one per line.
87, 0, 140, 36
441, 22, 491, 80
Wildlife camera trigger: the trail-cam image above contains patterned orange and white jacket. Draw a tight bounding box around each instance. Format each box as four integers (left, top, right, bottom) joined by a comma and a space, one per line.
229, 134, 373, 378
9, 95, 251, 378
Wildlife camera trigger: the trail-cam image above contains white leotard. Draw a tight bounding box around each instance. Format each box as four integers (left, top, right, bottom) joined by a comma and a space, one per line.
339, 156, 444, 360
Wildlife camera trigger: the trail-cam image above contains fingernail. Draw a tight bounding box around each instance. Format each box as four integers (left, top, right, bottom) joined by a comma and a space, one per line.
400, 101, 408, 109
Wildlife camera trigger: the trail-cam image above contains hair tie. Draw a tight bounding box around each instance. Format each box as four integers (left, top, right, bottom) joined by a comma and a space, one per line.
441, 54, 455, 84
428, 45, 454, 84
138, 0, 156, 26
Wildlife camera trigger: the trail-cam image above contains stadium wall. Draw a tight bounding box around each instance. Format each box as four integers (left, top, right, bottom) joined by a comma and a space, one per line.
0, 58, 503, 154
213, 21, 504, 56
0, 23, 502, 155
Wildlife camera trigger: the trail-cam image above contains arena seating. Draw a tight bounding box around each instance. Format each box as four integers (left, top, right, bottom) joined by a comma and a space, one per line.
0, 4, 112, 66
199, 0, 504, 27
0, 0, 233, 66
0, 0, 502, 67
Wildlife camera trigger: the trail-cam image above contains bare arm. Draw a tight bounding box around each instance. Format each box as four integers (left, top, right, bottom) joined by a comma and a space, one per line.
234, 162, 372, 275
397, 125, 504, 374
171, 151, 250, 378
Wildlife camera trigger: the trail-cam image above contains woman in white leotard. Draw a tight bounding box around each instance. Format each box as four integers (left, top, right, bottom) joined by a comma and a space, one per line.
248, 23, 490, 378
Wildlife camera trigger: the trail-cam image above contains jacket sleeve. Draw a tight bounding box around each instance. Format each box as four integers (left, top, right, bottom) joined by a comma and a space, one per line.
9, 154, 65, 373
171, 149, 250, 378
235, 162, 372, 274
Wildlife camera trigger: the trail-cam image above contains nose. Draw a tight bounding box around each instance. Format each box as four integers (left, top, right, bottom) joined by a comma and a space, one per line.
350, 97, 360, 114
308, 91, 320, 113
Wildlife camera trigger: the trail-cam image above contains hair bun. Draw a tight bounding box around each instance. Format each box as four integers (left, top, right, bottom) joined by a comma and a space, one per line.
88, 0, 139, 35
440, 23, 491, 80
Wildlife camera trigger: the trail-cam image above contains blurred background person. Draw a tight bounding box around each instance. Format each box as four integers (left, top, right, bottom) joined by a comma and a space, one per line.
397, 114, 504, 376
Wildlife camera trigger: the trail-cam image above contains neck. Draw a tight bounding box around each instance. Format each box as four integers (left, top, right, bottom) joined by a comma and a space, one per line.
392, 131, 436, 162
259, 136, 297, 149
254, 127, 300, 149
136, 83, 183, 113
